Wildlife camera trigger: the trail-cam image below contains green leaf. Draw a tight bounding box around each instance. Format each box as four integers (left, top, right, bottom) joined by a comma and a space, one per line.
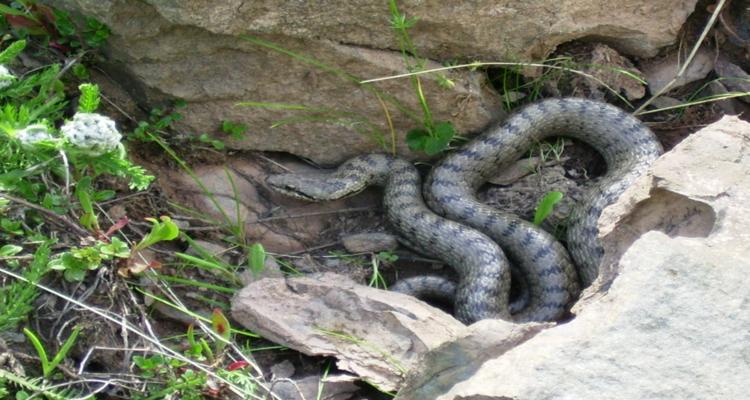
221, 120, 249, 139
100, 237, 130, 258
423, 121, 454, 155
0, 40, 26, 64
0, 5, 33, 18
533, 191, 564, 226
23, 328, 50, 377
433, 121, 455, 141
75, 177, 98, 231
1, 218, 23, 235
211, 308, 232, 353
48, 326, 81, 377
134, 216, 180, 251
0, 244, 22, 257
406, 128, 429, 151
77, 83, 100, 113
63, 267, 86, 282
72, 64, 89, 80
248, 242, 266, 275
92, 190, 115, 202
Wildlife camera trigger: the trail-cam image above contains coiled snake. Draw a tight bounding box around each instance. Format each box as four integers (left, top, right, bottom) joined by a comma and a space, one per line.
267, 98, 663, 323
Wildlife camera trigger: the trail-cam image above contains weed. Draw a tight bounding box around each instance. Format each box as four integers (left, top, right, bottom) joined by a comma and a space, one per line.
247, 242, 266, 276
130, 101, 186, 143
369, 250, 398, 289
221, 120, 249, 139
389, 0, 456, 155
0, 369, 77, 400
24, 326, 81, 378
533, 191, 564, 226
0, 241, 51, 332
0, 1, 109, 53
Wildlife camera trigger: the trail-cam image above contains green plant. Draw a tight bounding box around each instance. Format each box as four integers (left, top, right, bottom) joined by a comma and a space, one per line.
247, 242, 266, 276
24, 325, 81, 378
0, 2, 109, 52
221, 120, 249, 139
533, 191, 563, 226
0, 242, 52, 332
369, 251, 398, 289
133, 216, 180, 252
48, 237, 128, 281
133, 355, 207, 400
388, 0, 456, 155
53, 8, 110, 49
0, 369, 76, 400
48, 216, 179, 282
130, 101, 186, 143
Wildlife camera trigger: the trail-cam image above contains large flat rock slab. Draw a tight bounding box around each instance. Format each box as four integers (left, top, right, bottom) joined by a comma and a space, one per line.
231, 273, 466, 391
54, 0, 696, 164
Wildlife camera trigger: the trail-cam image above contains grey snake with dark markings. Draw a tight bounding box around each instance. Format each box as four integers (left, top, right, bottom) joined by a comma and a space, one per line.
267, 98, 663, 324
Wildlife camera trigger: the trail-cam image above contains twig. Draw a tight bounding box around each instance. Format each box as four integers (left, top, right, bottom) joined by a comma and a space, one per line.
2, 193, 89, 238
634, 0, 728, 114
289, 241, 341, 255
258, 206, 377, 222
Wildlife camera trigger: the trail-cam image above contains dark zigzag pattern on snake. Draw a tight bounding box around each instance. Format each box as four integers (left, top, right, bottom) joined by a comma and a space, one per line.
267, 98, 663, 323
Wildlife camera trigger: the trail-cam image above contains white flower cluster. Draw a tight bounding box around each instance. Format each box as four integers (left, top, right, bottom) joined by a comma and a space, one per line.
61, 113, 122, 156
16, 124, 54, 148
0, 65, 14, 89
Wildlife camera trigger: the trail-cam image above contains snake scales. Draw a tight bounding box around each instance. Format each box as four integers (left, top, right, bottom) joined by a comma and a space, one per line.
267, 98, 663, 323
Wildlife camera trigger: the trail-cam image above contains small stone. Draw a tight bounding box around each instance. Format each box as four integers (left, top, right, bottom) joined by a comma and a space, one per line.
341, 232, 399, 253
640, 47, 714, 94
270, 360, 295, 379
269, 374, 359, 400
713, 56, 750, 104
238, 257, 284, 285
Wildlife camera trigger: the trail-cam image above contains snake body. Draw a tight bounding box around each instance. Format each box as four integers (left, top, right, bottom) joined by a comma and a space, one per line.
267, 98, 663, 323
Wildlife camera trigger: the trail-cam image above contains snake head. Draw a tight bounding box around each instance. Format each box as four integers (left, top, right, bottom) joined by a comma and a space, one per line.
267, 172, 365, 201
266, 174, 319, 201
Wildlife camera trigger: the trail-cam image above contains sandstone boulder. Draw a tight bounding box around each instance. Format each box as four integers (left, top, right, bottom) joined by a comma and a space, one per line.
53, 0, 697, 164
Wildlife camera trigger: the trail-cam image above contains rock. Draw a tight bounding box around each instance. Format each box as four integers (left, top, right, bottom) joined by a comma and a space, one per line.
640, 46, 714, 94
238, 257, 284, 285
269, 360, 295, 379
230, 273, 465, 391
187, 240, 233, 264
713, 56, 750, 104
269, 374, 360, 400
576, 43, 646, 100
396, 116, 750, 399
53, 0, 696, 164
397, 320, 551, 399
341, 232, 399, 253
706, 80, 742, 116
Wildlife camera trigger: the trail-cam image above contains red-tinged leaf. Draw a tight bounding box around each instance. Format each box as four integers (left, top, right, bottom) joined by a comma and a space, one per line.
211, 308, 231, 338
32, 4, 56, 23
5, 14, 43, 31
104, 216, 130, 238
211, 309, 231, 353
48, 41, 71, 53
226, 360, 250, 371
